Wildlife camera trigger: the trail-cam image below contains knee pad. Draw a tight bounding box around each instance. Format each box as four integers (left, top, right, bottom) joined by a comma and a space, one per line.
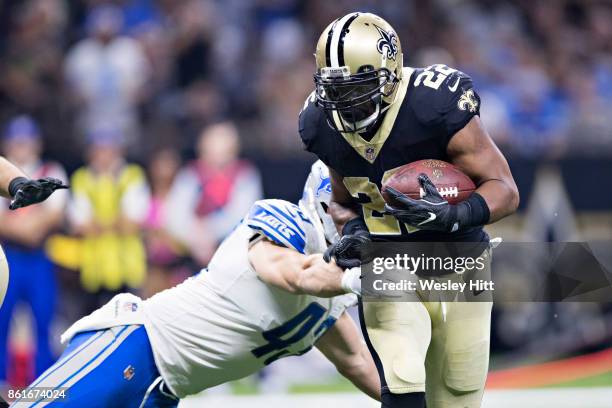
388, 349, 427, 392
443, 339, 489, 394
364, 302, 430, 393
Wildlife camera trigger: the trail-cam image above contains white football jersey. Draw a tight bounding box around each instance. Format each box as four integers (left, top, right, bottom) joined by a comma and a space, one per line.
142, 199, 356, 398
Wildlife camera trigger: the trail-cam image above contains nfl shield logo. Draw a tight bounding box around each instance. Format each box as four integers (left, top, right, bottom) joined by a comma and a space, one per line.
365, 147, 375, 161
124, 365, 135, 380
123, 302, 138, 312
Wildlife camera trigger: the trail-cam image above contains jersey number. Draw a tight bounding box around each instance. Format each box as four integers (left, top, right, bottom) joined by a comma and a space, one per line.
251, 302, 335, 365
343, 170, 418, 235
414, 64, 457, 90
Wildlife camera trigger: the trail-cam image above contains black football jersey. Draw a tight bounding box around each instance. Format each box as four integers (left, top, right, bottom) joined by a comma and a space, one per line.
299, 65, 488, 242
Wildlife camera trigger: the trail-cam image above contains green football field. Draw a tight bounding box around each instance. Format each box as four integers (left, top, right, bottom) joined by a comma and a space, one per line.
548, 371, 612, 388
227, 370, 612, 395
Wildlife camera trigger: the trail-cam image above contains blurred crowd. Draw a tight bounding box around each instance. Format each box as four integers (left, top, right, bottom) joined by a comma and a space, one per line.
1, 0, 612, 164
1, 0, 612, 388
0, 115, 262, 386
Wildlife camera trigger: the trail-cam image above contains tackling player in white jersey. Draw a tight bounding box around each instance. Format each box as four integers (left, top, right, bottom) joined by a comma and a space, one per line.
10, 161, 375, 408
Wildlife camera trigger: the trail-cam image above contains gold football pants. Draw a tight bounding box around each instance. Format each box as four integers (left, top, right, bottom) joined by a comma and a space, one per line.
359, 249, 492, 408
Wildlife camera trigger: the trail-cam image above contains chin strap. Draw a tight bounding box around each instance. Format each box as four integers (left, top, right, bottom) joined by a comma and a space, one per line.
381, 73, 402, 111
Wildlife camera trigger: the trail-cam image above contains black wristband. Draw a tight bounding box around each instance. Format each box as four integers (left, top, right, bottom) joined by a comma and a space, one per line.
341, 217, 369, 237
8, 177, 28, 197
456, 192, 490, 228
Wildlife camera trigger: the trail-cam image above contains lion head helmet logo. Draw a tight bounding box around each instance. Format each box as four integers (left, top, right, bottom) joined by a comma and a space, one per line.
374, 25, 398, 61
315, 175, 332, 197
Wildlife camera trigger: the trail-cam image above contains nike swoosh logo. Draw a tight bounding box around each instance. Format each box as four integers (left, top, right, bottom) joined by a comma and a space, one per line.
418, 212, 437, 225
448, 77, 460, 92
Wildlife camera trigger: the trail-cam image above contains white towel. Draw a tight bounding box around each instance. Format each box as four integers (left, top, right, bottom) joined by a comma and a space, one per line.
60, 293, 145, 344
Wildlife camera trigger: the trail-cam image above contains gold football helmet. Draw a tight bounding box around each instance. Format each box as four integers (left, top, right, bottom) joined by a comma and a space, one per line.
314, 12, 403, 133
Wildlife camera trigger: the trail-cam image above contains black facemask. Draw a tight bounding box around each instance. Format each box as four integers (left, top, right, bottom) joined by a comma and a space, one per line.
314, 68, 397, 133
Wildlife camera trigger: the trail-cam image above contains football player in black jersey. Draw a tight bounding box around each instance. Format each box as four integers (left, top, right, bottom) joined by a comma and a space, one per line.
299, 12, 519, 408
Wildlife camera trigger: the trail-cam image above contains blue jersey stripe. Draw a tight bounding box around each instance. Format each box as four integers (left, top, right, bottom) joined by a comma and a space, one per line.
249, 219, 306, 253
264, 203, 306, 238
261, 202, 306, 239
257, 216, 305, 252
248, 221, 293, 249
245, 201, 308, 254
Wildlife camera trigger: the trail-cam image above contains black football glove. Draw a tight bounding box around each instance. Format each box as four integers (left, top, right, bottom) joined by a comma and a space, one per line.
323, 217, 371, 269
384, 174, 460, 232
9, 177, 68, 210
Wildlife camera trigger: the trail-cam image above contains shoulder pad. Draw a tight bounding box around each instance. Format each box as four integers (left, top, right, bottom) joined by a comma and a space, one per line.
245, 199, 313, 254
410, 65, 480, 136
298, 91, 325, 153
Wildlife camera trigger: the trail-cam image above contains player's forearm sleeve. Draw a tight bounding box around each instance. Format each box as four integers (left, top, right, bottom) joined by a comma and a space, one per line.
341, 217, 369, 236
456, 192, 490, 227
341, 267, 361, 296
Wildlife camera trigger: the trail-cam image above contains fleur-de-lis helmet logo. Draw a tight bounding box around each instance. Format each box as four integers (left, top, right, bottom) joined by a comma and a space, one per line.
374, 25, 398, 61
458, 89, 479, 113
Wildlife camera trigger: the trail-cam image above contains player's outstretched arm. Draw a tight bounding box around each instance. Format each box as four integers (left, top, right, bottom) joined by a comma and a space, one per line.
0, 156, 28, 198
316, 312, 381, 401
448, 116, 519, 223
0, 156, 68, 210
249, 239, 355, 297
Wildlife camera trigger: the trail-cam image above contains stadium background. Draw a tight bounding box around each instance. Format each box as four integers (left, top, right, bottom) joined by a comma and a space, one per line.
0, 0, 611, 406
